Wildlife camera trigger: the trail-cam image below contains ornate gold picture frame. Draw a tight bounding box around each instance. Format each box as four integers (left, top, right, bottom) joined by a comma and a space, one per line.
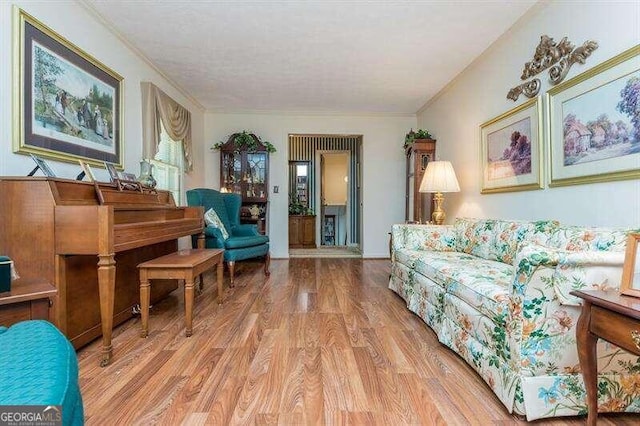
547, 45, 640, 187
13, 7, 124, 168
480, 97, 543, 194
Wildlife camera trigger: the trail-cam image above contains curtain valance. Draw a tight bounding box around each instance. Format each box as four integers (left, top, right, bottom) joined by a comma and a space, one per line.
141, 82, 193, 171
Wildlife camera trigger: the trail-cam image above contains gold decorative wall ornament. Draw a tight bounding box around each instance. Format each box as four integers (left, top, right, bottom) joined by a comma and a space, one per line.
520, 36, 574, 80
506, 79, 541, 102
507, 35, 598, 101
548, 40, 599, 85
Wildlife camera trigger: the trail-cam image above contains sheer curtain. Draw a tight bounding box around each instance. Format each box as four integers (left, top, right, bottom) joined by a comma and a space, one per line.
140, 82, 193, 171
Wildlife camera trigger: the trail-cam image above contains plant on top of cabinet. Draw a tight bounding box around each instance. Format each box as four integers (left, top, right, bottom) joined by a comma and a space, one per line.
404, 128, 433, 148
211, 131, 276, 153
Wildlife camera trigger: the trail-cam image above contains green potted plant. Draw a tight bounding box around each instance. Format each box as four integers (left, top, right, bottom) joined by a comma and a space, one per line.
211, 130, 276, 153
404, 128, 433, 148
288, 197, 313, 215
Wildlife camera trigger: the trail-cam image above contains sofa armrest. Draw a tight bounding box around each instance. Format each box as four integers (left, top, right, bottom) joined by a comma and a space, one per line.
231, 224, 259, 237
508, 244, 575, 379
511, 244, 625, 305
508, 244, 627, 380
391, 223, 456, 253
204, 226, 225, 248
511, 243, 560, 297
552, 250, 625, 306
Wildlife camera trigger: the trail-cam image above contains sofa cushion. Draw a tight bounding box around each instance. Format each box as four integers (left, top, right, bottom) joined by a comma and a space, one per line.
224, 235, 269, 249
454, 218, 558, 264
548, 225, 632, 251
414, 252, 513, 322
394, 248, 433, 269
412, 251, 484, 285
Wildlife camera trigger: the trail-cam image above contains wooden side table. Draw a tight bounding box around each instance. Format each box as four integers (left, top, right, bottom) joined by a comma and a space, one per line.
571, 290, 640, 426
138, 249, 224, 338
0, 278, 57, 326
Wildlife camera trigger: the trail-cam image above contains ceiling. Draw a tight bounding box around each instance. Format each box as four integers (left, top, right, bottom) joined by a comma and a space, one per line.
86, 1, 536, 114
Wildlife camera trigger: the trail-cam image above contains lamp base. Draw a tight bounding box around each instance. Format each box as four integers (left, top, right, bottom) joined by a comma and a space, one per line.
431, 192, 446, 225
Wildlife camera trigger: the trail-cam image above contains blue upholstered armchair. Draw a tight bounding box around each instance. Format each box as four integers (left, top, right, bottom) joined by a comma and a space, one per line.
186, 188, 270, 285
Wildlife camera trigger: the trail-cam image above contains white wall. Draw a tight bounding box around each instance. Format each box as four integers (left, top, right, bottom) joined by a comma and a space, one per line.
205, 112, 416, 258
0, 1, 206, 191
418, 1, 640, 228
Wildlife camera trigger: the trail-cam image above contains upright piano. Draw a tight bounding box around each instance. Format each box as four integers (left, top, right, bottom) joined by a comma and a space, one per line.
0, 177, 204, 366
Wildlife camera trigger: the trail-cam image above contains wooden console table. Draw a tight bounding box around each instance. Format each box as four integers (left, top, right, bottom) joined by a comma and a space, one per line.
0, 278, 56, 326
571, 290, 640, 426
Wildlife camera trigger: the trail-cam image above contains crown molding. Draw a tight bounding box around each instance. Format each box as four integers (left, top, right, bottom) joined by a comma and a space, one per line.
76, 0, 205, 112
206, 107, 417, 118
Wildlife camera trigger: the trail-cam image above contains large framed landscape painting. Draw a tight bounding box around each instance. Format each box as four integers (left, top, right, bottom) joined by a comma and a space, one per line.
13, 8, 123, 168
548, 45, 640, 186
480, 97, 543, 194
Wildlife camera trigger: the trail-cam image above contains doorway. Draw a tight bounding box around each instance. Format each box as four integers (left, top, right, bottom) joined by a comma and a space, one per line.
288, 134, 362, 258
319, 152, 349, 247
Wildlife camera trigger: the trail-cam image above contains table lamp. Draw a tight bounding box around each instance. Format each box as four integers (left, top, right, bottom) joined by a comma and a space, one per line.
419, 160, 460, 225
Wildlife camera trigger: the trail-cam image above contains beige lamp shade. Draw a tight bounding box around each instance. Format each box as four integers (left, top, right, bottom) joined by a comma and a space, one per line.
419, 161, 460, 193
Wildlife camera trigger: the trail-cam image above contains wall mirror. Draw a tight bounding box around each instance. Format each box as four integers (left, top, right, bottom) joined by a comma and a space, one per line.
621, 233, 640, 298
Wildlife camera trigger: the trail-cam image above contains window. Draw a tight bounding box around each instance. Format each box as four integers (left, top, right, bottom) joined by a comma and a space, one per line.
152, 122, 183, 205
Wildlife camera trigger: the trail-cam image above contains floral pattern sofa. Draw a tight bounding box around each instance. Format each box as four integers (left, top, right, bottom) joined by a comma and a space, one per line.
389, 218, 640, 420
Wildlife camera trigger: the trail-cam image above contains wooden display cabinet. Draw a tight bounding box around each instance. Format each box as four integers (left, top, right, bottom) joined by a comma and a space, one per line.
405, 139, 437, 223
289, 215, 316, 248
219, 133, 269, 235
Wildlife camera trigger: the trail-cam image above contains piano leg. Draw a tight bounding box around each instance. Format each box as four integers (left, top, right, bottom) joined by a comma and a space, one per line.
97, 253, 116, 367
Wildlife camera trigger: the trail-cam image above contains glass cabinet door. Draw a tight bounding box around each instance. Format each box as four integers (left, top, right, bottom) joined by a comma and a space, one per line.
222, 151, 242, 194
246, 152, 267, 200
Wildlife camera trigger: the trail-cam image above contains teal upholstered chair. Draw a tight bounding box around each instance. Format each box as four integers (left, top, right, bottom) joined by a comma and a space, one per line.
187, 188, 270, 285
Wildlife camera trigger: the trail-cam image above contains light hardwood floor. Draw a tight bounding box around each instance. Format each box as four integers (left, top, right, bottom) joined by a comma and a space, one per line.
78, 259, 638, 425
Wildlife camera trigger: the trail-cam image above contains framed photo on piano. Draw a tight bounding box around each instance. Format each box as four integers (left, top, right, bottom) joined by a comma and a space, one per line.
104, 162, 119, 183
12, 8, 123, 169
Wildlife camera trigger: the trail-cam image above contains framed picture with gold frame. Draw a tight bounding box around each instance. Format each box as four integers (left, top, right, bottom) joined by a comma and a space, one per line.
547, 45, 640, 187
13, 7, 124, 168
621, 233, 640, 298
480, 96, 543, 194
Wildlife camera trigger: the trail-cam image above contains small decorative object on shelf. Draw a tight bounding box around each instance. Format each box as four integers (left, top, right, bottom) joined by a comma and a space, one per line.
216, 132, 271, 234
138, 159, 157, 189
248, 204, 260, 219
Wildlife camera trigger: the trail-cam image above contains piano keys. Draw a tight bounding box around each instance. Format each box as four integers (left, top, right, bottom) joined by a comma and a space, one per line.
0, 177, 204, 366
